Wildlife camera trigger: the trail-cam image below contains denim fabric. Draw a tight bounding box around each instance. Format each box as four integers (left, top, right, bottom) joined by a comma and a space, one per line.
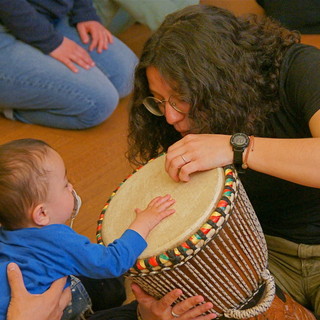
62, 276, 93, 320
0, 18, 138, 129
70, 276, 134, 320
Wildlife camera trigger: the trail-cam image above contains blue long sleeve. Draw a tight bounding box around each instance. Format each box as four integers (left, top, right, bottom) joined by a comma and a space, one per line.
69, 0, 101, 25
0, 225, 147, 319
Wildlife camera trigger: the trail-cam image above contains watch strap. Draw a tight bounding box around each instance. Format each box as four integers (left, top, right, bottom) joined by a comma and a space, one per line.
233, 148, 246, 174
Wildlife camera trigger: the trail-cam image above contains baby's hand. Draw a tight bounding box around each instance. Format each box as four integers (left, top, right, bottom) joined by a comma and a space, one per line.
129, 195, 175, 239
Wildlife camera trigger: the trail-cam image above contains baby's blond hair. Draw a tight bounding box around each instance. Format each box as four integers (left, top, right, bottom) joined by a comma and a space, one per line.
0, 139, 52, 230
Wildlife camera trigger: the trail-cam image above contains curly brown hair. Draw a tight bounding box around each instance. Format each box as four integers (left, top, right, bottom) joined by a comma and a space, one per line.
127, 4, 300, 165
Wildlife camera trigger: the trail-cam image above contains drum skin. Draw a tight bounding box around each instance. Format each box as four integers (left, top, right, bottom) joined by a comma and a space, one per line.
99, 155, 225, 259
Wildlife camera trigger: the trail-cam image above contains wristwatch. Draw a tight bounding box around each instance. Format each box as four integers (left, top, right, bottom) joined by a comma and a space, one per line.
230, 133, 250, 174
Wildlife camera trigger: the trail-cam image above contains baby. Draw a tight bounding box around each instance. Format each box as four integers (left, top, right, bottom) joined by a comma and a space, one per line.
0, 138, 175, 320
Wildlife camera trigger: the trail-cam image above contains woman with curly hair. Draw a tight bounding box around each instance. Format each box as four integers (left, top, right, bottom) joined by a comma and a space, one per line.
124, 3, 320, 320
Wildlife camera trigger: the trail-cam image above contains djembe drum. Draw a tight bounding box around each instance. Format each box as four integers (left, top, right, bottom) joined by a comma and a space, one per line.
97, 155, 315, 320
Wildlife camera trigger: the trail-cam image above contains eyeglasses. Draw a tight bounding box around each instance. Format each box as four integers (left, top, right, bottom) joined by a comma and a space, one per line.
142, 95, 189, 116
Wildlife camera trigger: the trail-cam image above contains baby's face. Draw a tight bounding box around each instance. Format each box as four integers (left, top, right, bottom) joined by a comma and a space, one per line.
43, 149, 76, 224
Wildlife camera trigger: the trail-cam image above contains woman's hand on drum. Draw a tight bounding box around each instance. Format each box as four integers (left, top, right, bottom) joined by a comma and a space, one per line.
165, 134, 233, 182
129, 194, 175, 239
132, 283, 217, 320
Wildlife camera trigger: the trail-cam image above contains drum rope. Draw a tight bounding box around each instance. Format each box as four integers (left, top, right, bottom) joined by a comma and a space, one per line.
147, 264, 211, 305
174, 266, 222, 314
205, 245, 251, 296
198, 252, 249, 301
132, 276, 164, 299
133, 269, 192, 301
217, 229, 256, 285
230, 199, 267, 273
201, 248, 249, 299
176, 264, 224, 309
217, 243, 252, 293
157, 271, 182, 295
228, 201, 264, 277
188, 256, 238, 310
159, 269, 195, 301
233, 210, 265, 272
224, 269, 276, 319
236, 192, 267, 267
228, 213, 264, 277
229, 190, 263, 278
214, 242, 257, 297
217, 228, 258, 289
193, 254, 244, 303
238, 185, 268, 257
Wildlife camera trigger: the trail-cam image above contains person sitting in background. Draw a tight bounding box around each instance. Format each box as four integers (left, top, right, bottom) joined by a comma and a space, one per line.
0, 138, 175, 319
0, 0, 138, 129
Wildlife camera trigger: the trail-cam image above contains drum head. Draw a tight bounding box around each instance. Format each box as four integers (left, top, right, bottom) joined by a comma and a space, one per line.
100, 154, 224, 259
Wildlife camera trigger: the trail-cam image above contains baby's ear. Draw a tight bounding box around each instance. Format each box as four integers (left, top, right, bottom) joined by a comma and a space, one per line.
31, 204, 50, 226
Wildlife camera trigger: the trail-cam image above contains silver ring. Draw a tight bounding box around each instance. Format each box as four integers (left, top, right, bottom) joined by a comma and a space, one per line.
181, 154, 188, 164
171, 309, 180, 318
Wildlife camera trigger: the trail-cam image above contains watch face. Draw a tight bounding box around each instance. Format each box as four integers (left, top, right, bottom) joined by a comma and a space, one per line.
234, 135, 246, 145
231, 133, 249, 148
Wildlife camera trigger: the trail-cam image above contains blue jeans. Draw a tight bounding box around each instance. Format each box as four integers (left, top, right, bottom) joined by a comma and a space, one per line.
62, 276, 93, 320
0, 19, 138, 129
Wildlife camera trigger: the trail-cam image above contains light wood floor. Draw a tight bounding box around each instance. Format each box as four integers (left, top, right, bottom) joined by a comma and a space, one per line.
1, 5, 319, 244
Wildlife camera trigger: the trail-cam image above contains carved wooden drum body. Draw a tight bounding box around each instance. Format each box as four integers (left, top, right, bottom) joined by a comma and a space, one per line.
97, 155, 315, 320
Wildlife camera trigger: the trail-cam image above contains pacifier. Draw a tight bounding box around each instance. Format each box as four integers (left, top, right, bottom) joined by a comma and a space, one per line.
70, 189, 82, 229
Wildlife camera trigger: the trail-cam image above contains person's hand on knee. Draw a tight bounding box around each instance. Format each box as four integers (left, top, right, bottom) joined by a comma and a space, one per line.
49, 37, 95, 73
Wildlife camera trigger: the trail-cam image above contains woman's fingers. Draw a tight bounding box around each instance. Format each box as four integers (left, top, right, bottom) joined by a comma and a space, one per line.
7, 263, 28, 297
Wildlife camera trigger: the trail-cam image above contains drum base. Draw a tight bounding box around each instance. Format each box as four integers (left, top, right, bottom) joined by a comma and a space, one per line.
219, 286, 316, 320
252, 291, 316, 320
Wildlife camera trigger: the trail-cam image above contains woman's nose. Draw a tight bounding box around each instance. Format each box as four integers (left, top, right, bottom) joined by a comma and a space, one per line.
164, 101, 185, 124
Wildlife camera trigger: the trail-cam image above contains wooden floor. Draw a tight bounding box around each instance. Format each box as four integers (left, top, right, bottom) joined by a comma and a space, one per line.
1, 4, 320, 244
